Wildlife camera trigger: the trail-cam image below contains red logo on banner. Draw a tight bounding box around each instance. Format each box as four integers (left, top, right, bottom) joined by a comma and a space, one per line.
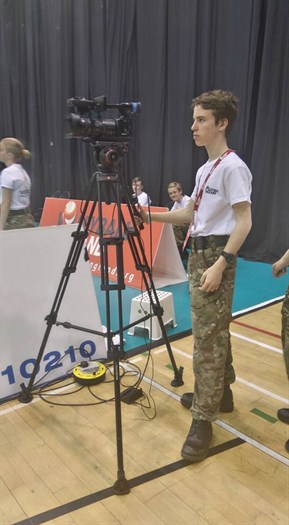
40, 198, 167, 290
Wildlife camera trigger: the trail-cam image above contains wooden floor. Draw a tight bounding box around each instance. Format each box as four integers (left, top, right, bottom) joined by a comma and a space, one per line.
1, 302, 289, 525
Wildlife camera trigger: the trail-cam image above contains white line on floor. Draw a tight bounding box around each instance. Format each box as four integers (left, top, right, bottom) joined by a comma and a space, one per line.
2, 340, 288, 468
233, 296, 285, 317
230, 331, 283, 354
136, 346, 288, 404
129, 371, 289, 467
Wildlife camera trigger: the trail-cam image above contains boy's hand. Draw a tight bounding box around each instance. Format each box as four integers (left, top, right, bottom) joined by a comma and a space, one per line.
272, 260, 287, 277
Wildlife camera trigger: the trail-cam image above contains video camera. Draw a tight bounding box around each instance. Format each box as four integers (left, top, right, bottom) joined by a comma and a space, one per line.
65, 95, 141, 141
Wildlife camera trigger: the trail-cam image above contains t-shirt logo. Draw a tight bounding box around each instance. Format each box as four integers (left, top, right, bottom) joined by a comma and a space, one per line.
205, 186, 219, 195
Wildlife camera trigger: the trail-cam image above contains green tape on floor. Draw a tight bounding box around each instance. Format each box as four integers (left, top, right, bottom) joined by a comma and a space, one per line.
251, 408, 278, 423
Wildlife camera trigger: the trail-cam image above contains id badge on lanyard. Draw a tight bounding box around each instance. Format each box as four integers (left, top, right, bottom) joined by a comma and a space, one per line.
182, 149, 233, 250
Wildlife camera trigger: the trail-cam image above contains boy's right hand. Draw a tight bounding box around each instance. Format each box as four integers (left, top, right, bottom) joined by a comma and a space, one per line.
272, 259, 287, 277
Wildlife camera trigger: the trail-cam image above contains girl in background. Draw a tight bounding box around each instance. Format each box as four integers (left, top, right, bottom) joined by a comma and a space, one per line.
0, 137, 34, 230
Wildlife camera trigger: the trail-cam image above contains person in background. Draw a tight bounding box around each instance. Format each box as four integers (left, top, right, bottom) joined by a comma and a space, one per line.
0, 137, 34, 230
136, 90, 252, 462
272, 248, 289, 453
132, 176, 151, 206
167, 181, 191, 268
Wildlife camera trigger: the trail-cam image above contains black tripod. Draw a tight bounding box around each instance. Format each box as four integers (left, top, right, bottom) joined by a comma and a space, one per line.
19, 141, 184, 495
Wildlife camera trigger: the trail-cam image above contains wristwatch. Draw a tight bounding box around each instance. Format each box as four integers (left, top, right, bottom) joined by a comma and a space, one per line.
220, 251, 235, 264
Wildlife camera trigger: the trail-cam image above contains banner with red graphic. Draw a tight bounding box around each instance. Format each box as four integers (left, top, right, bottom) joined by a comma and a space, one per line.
40, 198, 187, 289
0, 225, 107, 400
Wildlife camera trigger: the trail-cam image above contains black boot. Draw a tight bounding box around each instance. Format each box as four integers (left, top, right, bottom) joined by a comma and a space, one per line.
277, 408, 289, 424
181, 419, 213, 462
180, 384, 234, 413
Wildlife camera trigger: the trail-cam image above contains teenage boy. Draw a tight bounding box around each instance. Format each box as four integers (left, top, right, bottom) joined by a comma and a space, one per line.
167, 182, 191, 266
132, 177, 151, 206
137, 90, 252, 461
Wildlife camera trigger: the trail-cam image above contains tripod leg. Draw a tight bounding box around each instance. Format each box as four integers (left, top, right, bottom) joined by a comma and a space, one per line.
119, 181, 184, 386
151, 311, 184, 387
96, 175, 131, 493
19, 317, 56, 402
18, 173, 100, 402
112, 356, 130, 495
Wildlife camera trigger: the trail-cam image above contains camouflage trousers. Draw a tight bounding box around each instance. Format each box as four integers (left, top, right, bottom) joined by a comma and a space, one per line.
173, 223, 189, 261
281, 285, 289, 379
5, 209, 35, 230
187, 243, 237, 421
172, 223, 188, 248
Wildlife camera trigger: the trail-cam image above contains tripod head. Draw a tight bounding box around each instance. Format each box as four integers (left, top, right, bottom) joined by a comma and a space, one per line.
91, 141, 129, 172
86, 141, 145, 229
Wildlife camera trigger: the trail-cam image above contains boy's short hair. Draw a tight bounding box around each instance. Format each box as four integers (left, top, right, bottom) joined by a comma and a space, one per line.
192, 90, 239, 133
132, 177, 143, 185
167, 182, 183, 193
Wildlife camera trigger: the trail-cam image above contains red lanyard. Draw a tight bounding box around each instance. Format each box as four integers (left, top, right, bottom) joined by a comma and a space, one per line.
182, 149, 234, 250
194, 149, 233, 211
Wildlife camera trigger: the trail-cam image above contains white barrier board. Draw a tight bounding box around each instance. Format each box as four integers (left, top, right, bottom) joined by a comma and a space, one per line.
152, 223, 188, 287
0, 225, 107, 400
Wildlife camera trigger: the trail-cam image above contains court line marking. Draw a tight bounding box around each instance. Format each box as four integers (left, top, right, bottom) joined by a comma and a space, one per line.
233, 295, 285, 317
0, 384, 73, 416
230, 331, 283, 354
166, 331, 283, 355
232, 319, 281, 339
216, 419, 289, 466
11, 439, 245, 525
2, 364, 288, 483
2, 319, 288, 469
129, 370, 289, 467
144, 346, 288, 404
235, 376, 289, 403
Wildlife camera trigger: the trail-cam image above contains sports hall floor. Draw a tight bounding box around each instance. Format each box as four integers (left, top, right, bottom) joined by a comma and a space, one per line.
1, 258, 288, 525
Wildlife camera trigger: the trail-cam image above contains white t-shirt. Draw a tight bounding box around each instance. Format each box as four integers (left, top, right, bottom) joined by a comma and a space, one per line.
0, 163, 31, 210
137, 191, 151, 206
171, 194, 191, 211
190, 152, 252, 237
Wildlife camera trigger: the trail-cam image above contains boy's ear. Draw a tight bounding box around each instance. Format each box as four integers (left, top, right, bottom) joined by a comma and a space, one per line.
219, 118, 228, 131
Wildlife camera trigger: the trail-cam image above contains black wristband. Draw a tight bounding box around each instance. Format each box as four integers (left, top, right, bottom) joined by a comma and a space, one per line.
220, 251, 235, 264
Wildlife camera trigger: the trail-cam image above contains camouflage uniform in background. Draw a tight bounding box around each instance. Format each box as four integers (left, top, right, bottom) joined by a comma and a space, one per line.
281, 285, 289, 379
173, 223, 188, 248
5, 209, 35, 230
173, 223, 189, 262
187, 242, 236, 421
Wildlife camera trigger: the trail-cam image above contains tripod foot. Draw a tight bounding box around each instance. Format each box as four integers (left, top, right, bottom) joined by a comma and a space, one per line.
113, 475, 130, 495
170, 366, 184, 387
18, 383, 34, 404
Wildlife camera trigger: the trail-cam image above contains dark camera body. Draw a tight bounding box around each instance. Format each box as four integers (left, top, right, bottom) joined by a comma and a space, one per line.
65, 95, 141, 142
